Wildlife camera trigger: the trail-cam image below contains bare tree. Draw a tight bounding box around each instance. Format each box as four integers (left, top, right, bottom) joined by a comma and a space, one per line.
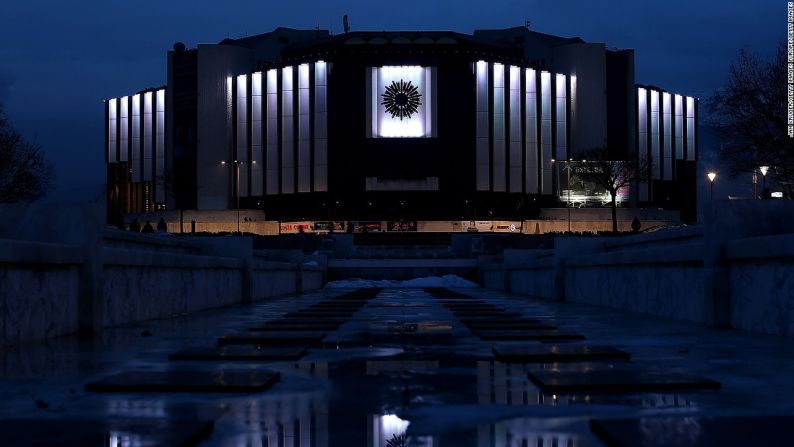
708, 42, 793, 196
573, 153, 651, 233
0, 105, 54, 202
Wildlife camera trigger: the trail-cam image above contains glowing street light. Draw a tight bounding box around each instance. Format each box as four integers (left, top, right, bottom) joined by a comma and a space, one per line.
222, 159, 251, 233
707, 172, 717, 200
759, 165, 770, 195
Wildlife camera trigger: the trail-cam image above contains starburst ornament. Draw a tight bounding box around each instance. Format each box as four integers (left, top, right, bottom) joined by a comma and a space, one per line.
381, 79, 421, 120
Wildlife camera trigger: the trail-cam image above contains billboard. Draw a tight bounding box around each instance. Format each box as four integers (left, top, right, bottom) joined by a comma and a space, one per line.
557, 161, 631, 207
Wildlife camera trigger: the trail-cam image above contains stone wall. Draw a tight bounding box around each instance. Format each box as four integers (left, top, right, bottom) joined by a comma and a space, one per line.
0, 239, 83, 345
0, 204, 326, 347
727, 234, 794, 337
481, 201, 794, 336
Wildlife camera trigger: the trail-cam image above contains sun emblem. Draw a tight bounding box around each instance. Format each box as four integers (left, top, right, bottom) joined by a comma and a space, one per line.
381, 79, 421, 120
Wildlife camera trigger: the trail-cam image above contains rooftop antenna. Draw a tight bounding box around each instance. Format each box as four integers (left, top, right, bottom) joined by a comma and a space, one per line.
524, 20, 531, 29
343, 14, 351, 33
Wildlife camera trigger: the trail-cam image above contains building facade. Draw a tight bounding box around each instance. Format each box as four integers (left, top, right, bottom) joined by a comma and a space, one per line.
104, 26, 698, 223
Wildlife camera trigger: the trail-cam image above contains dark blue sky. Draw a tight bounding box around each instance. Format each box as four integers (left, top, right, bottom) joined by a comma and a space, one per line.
0, 0, 782, 197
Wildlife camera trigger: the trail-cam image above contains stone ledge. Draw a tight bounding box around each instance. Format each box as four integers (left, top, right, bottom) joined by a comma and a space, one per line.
602, 225, 703, 252
103, 228, 202, 250
0, 238, 83, 265
252, 259, 298, 271
565, 243, 704, 267
103, 247, 244, 269
727, 234, 794, 260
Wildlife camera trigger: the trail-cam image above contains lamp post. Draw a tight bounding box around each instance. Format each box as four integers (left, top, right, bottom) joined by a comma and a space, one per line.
566, 159, 572, 233
759, 165, 769, 196
707, 172, 717, 200
223, 160, 253, 234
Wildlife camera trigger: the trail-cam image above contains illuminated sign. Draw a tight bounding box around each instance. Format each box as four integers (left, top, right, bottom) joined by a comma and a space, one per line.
368, 66, 436, 138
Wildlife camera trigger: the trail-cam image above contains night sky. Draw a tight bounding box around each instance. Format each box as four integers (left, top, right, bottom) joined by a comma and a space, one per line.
0, 0, 782, 199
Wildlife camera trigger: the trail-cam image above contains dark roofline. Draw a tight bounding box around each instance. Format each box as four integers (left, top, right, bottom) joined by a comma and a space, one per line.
282, 29, 521, 58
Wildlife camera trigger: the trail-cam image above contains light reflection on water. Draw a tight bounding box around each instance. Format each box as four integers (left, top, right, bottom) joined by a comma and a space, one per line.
478, 361, 699, 408
369, 414, 434, 447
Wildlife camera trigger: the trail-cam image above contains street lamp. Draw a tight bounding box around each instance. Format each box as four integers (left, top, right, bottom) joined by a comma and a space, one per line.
223, 160, 253, 234
566, 159, 572, 233
759, 165, 769, 195
707, 172, 717, 200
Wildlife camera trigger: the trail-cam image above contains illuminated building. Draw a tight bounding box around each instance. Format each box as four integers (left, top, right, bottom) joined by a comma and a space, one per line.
104, 27, 698, 223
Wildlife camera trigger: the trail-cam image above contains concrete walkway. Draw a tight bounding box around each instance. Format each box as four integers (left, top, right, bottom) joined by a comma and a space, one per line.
1, 287, 793, 446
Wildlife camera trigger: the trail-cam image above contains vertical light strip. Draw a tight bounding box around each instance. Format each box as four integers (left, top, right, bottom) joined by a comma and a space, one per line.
524, 69, 538, 194
313, 61, 328, 192
108, 98, 117, 163
120, 96, 129, 167
508, 65, 522, 193
674, 94, 684, 160
492, 63, 506, 192
297, 63, 311, 193
130, 95, 140, 181
425, 67, 437, 137
236, 74, 249, 197
143, 92, 153, 182
637, 87, 649, 201
265, 69, 279, 195
251, 72, 263, 196
155, 89, 165, 203
650, 89, 660, 180
555, 73, 567, 170
686, 96, 696, 161
662, 92, 672, 180
540, 71, 552, 194
569, 75, 577, 156
281, 65, 294, 194
475, 61, 490, 191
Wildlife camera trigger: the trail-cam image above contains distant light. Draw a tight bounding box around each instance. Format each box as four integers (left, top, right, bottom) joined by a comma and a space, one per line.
220, 161, 226, 165
772, 191, 783, 198
707, 172, 717, 182
551, 158, 556, 163
759, 166, 769, 176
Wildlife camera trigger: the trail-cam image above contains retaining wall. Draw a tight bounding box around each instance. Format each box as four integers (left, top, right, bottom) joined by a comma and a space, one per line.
0, 204, 325, 346
482, 201, 794, 337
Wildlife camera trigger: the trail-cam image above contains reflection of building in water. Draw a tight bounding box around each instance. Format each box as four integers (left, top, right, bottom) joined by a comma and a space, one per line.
106, 398, 168, 418
366, 360, 440, 375
368, 414, 435, 447
478, 361, 563, 406
223, 362, 330, 447
486, 419, 579, 447
475, 361, 700, 446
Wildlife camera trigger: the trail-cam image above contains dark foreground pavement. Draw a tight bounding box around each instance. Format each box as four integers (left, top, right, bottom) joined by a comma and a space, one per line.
1, 286, 794, 446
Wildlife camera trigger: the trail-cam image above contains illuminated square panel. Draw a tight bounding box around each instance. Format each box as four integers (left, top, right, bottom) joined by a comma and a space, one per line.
369, 65, 436, 138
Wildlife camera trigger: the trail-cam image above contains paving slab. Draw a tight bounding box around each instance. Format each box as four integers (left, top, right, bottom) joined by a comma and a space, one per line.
249, 323, 341, 332
476, 330, 586, 341
451, 311, 523, 318
218, 331, 327, 346
0, 418, 214, 447
85, 369, 280, 393
169, 346, 308, 361
423, 288, 473, 298
458, 317, 542, 325
271, 317, 346, 324
589, 415, 794, 447
528, 368, 721, 393
492, 345, 631, 363
284, 311, 355, 318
